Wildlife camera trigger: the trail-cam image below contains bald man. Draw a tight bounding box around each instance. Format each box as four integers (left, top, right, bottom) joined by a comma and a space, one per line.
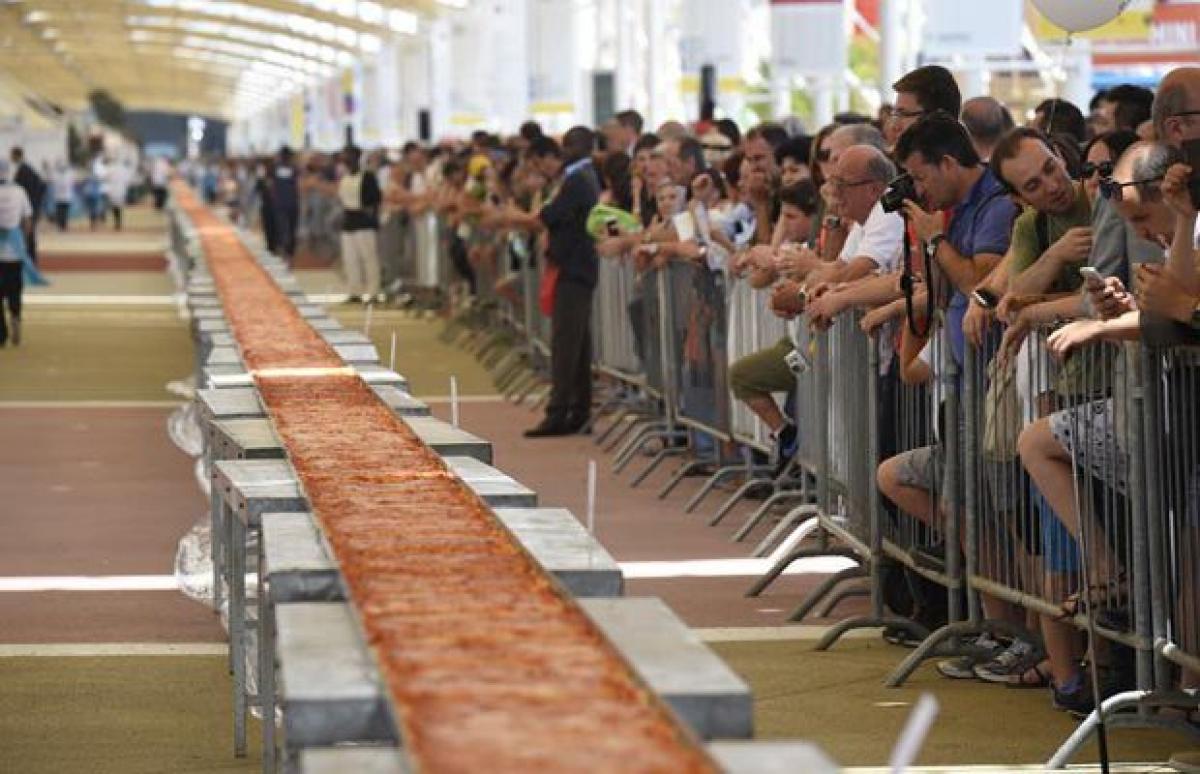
961, 96, 1014, 162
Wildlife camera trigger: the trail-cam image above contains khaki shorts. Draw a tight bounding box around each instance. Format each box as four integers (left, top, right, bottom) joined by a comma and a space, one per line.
729, 336, 795, 401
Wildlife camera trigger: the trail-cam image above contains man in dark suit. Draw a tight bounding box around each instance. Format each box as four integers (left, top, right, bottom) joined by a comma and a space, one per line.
499, 127, 600, 436
10, 148, 45, 265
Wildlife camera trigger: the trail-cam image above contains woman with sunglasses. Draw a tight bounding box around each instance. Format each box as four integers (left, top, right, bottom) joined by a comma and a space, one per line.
1080, 130, 1139, 205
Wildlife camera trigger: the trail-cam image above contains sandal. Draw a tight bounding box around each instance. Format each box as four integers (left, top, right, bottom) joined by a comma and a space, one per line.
1005, 661, 1053, 689
1058, 578, 1128, 621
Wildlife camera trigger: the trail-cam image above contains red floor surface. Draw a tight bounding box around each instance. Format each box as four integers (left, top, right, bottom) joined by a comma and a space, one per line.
0, 407, 217, 644
428, 399, 868, 629
37, 254, 166, 272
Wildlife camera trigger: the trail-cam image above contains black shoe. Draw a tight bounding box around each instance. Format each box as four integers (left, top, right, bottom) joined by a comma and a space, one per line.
524, 419, 574, 438
771, 422, 798, 478
1052, 680, 1095, 718
10, 318, 19, 346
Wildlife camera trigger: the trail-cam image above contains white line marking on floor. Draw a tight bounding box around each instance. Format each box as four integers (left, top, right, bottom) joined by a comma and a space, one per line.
0, 401, 185, 409
24, 295, 177, 306
0, 643, 225, 657
695, 626, 877, 642
844, 766, 1170, 773
416, 394, 506, 403
619, 555, 857, 579
0, 575, 180, 592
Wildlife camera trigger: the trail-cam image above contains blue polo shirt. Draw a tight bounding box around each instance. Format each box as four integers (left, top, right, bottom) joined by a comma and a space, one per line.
945, 167, 1018, 365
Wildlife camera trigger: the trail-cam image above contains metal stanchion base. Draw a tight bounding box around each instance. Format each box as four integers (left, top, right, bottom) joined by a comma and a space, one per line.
816, 586, 870, 618
657, 457, 718, 500
708, 478, 776, 527
1046, 689, 1200, 769
785, 565, 868, 621
745, 544, 860, 597
684, 465, 769, 513
614, 429, 685, 474
731, 490, 813, 543
751, 505, 819, 558
611, 422, 666, 470
603, 414, 653, 454
630, 446, 687, 487
814, 615, 929, 652
512, 374, 547, 406
883, 619, 1035, 687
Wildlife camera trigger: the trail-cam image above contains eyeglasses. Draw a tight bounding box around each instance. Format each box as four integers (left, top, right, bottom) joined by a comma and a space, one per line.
1098, 175, 1164, 202
1081, 160, 1113, 179
830, 177, 878, 191
1169, 110, 1200, 119
888, 108, 926, 122
815, 149, 832, 163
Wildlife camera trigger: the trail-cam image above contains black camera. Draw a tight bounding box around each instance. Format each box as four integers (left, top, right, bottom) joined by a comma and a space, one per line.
880, 173, 918, 214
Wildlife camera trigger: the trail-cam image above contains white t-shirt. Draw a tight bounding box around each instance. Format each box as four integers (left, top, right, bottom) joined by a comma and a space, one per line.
151, 158, 170, 187
838, 201, 904, 273
53, 168, 75, 202
106, 164, 131, 201
0, 183, 32, 262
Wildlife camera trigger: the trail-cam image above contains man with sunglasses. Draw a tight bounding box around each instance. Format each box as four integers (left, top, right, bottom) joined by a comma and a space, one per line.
1087, 69, 1200, 308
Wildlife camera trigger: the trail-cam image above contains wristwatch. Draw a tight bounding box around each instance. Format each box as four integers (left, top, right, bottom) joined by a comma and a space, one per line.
927, 232, 947, 252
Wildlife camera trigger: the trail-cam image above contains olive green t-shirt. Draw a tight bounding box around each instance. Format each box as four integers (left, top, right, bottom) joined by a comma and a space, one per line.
1008, 182, 1093, 292
1009, 183, 1109, 399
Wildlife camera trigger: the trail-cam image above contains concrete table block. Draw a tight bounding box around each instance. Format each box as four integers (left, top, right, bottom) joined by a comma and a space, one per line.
493, 507, 623, 597
579, 598, 753, 741
276, 603, 396, 750
298, 748, 408, 774
708, 741, 839, 773
294, 742, 840, 774
402, 416, 491, 464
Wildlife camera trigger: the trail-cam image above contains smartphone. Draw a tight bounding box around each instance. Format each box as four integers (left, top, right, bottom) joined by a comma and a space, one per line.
1078, 266, 1104, 289
971, 288, 999, 309
1183, 138, 1200, 210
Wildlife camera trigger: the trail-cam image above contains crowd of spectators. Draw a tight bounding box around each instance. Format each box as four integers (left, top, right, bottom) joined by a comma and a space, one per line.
222, 66, 1200, 768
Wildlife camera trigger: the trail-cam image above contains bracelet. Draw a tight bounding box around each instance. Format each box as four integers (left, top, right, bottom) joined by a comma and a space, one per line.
927, 232, 947, 251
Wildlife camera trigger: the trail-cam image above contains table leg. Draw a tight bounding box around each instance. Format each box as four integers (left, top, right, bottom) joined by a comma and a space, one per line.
259, 531, 275, 773
231, 510, 247, 757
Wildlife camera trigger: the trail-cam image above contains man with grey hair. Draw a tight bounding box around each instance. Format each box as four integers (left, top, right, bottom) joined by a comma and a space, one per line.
961, 96, 1014, 162
799, 144, 903, 293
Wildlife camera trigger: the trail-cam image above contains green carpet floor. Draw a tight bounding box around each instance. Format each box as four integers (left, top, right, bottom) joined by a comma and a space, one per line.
0, 656, 258, 774
0, 306, 192, 402
712, 638, 1186, 768
328, 307, 497, 398
26, 271, 176, 296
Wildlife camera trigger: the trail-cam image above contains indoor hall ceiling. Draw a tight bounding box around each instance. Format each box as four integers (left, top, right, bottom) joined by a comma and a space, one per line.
0, 0, 449, 120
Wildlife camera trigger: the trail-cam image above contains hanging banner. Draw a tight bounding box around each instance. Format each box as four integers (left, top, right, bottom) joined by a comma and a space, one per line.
528, 0, 576, 114
289, 94, 305, 149
923, 0, 1023, 57
770, 0, 847, 77
448, 11, 489, 127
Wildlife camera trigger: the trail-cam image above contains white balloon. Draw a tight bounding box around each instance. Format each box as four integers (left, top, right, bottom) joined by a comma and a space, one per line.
1032, 0, 1130, 34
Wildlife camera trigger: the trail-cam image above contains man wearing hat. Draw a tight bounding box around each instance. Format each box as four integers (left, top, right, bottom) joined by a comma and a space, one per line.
0, 158, 33, 346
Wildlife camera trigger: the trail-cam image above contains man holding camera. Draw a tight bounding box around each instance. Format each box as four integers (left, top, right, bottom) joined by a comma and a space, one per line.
880, 111, 1021, 679
894, 112, 1019, 366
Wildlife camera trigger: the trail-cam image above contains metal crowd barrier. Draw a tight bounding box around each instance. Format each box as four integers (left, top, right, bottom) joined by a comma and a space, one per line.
298, 186, 341, 262
745, 313, 930, 643
624, 261, 731, 487
1044, 338, 1200, 766
725, 278, 792, 453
